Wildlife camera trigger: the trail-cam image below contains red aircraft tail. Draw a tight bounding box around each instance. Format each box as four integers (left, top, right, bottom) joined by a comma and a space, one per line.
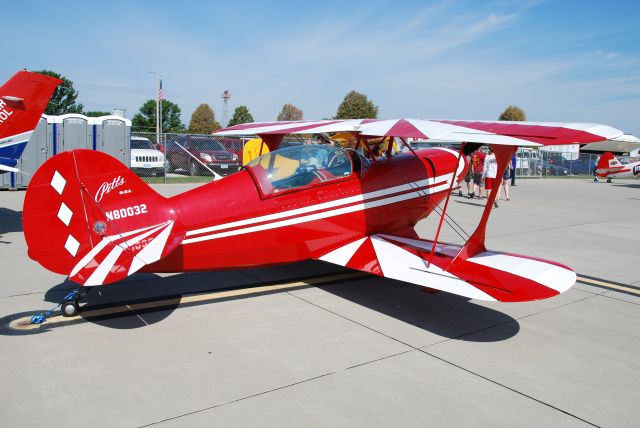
0, 71, 62, 172
596, 152, 622, 173
23, 149, 185, 286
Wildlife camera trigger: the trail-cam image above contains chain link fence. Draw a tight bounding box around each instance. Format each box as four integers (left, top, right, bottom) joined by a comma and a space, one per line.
130, 132, 313, 184
126, 133, 636, 185
514, 148, 611, 179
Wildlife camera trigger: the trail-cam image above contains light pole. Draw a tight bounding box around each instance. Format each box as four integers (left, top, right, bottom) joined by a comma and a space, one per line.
148, 72, 161, 144
222, 90, 230, 128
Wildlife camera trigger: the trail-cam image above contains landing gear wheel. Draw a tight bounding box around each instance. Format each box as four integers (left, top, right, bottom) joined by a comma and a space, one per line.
61, 300, 79, 317
607, 178, 612, 183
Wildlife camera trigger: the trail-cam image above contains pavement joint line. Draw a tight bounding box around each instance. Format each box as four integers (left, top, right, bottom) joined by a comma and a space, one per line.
126, 304, 149, 326
286, 291, 417, 350
417, 348, 601, 428
423, 293, 599, 349
138, 371, 337, 427
290, 284, 603, 426
599, 293, 640, 307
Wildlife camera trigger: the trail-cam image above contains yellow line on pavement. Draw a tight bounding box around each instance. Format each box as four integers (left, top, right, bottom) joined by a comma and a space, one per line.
10, 272, 368, 330
576, 276, 640, 296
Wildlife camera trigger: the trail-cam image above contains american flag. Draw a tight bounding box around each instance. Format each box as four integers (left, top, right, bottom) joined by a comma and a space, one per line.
157, 79, 163, 101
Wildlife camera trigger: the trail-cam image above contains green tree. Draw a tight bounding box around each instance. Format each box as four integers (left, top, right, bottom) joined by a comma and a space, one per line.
277, 103, 303, 121
33, 70, 83, 115
84, 111, 111, 117
132, 99, 185, 133
188, 104, 220, 134
335, 90, 378, 119
499, 105, 527, 121
228, 105, 254, 126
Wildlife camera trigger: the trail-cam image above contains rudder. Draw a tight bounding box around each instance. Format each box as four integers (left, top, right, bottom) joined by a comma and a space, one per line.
23, 149, 184, 285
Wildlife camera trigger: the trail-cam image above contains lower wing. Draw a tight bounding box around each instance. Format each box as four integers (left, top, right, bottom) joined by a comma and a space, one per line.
316, 234, 575, 302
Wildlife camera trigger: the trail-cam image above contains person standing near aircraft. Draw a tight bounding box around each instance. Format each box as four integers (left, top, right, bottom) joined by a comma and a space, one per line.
511, 154, 517, 186
459, 152, 473, 197
470, 147, 486, 199
483, 147, 499, 208
499, 159, 512, 201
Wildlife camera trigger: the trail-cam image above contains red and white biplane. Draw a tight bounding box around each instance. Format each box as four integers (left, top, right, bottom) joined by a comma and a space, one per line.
22, 118, 622, 316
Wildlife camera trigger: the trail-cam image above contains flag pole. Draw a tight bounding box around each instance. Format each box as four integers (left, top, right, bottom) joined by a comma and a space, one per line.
159, 78, 163, 141
149, 71, 160, 145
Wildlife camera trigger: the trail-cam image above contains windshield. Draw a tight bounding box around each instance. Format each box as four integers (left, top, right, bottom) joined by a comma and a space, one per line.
131, 139, 155, 150
190, 139, 225, 151
247, 144, 353, 195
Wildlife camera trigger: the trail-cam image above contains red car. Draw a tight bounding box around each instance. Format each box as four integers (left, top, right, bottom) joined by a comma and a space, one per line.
217, 136, 244, 164
165, 135, 240, 176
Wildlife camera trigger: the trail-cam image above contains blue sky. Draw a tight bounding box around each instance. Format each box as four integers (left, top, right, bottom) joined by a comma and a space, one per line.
3, 0, 639, 135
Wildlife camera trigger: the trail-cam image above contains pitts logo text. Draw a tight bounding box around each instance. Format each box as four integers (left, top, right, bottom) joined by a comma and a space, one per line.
95, 176, 126, 202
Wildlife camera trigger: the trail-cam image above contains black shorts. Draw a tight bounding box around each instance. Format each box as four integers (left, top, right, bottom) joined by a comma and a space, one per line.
503, 168, 511, 180
464, 171, 471, 183
473, 172, 483, 185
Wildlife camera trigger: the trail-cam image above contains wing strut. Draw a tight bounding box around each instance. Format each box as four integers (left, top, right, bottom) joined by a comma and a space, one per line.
427, 146, 464, 267
449, 144, 516, 266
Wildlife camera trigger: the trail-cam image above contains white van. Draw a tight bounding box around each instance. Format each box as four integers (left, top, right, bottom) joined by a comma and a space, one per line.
131, 136, 165, 176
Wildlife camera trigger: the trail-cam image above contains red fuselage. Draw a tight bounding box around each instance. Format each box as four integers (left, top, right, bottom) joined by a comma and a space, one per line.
147, 148, 465, 273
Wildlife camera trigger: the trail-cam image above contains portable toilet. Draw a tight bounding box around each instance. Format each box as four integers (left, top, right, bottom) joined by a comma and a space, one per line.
94, 115, 132, 166
0, 116, 51, 189
52, 114, 92, 154
15, 116, 51, 188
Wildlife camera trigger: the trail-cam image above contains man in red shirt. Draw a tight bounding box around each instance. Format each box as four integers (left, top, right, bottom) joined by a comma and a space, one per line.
470, 147, 486, 199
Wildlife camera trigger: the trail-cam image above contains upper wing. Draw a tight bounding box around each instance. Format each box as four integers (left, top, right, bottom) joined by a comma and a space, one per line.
316, 234, 575, 302
358, 119, 622, 147
213, 118, 623, 147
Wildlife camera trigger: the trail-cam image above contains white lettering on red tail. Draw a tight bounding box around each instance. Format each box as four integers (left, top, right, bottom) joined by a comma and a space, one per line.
95, 176, 126, 202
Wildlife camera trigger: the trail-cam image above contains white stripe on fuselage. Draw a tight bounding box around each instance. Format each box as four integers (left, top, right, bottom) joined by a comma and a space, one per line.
182, 178, 454, 245
185, 173, 453, 238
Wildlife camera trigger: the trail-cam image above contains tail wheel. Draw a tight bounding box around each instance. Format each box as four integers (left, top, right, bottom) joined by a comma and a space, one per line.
61, 300, 79, 317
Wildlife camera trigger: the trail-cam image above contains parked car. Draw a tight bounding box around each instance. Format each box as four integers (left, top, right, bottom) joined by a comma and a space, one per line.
130, 136, 165, 176
562, 159, 592, 174
541, 160, 569, 175
165, 135, 240, 176
218, 137, 244, 164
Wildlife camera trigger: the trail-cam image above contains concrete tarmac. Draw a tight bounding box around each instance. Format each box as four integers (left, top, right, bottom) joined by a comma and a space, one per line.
0, 177, 639, 427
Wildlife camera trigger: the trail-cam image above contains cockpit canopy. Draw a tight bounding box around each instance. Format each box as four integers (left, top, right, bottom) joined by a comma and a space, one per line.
247, 144, 361, 195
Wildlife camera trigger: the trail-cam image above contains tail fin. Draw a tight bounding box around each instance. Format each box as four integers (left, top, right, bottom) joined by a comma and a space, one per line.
596, 152, 622, 174
23, 149, 185, 286
0, 71, 61, 172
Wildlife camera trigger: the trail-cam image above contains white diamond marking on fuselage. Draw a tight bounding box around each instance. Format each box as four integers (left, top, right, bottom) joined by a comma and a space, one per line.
57, 202, 73, 226
51, 170, 66, 195
64, 235, 80, 257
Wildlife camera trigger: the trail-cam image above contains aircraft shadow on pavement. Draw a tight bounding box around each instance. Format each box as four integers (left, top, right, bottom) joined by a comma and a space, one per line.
611, 182, 640, 189
0, 208, 23, 237
3, 262, 519, 341
39, 270, 277, 331
319, 276, 519, 343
